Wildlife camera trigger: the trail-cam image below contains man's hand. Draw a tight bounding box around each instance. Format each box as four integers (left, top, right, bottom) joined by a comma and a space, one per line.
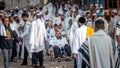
19, 36, 22, 39
72, 54, 78, 59
45, 40, 48, 44
18, 41, 23, 46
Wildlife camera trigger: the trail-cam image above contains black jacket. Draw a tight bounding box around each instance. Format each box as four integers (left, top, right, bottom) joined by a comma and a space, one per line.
0, 26, 19, 49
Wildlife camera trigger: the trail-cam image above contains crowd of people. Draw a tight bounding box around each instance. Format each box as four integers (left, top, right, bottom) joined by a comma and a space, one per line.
0, 1, 120, 68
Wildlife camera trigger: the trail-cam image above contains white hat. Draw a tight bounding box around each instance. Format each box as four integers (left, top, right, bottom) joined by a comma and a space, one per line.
64, 7, 68, 11
36, 12, 42, 16
71, 8, 76, 12
92, 13, 97, 16
13, 14, 18, 17
112, 9, 118, 13
100, 5, 103, 9
58, 10, 64, 15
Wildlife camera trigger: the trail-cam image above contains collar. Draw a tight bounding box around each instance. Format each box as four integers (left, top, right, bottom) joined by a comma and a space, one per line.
94, 30, 106, 36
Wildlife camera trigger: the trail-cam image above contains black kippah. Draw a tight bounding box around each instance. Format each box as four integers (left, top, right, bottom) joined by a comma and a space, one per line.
78, 17, 86, 24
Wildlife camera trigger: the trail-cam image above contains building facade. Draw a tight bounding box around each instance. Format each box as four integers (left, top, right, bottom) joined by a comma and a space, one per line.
1, 0, 46, 10
1, 0, 120, 10
105, 0, 120, 9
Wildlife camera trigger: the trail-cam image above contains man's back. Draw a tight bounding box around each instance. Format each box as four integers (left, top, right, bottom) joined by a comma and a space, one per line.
89, 30, 114, 68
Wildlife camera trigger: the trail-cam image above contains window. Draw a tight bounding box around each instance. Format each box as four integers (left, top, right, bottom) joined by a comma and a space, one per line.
109, 0, 117, 8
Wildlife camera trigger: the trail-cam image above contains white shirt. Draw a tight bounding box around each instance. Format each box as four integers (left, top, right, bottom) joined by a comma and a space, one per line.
72, 25, 87, 54
49, 37, 68, 49
30, 19, 47, 52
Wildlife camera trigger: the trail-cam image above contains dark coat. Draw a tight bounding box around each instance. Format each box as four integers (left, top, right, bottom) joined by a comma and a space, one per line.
0, 25, 19, 49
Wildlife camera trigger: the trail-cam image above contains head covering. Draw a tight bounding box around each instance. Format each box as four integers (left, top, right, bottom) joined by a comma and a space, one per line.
71, 8, 76, 12
36, 12, 43, 16
92, 13, 97, 16
112, 9, 117, 14
100, 5, 103, 9
13, 14, 18, 17
58, 10, 64, 15
96, 10, 104, 17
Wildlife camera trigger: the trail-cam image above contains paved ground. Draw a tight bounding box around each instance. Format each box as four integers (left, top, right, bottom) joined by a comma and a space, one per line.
0, 50, 74, 68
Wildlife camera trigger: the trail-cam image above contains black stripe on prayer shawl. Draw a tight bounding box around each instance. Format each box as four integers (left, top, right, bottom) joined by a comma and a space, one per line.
82, 43, 89, 52
115, 57, 120, 68
79, 43, 90, 67
110, 57, 113, 68
79, 48, 90, 67
116, 23, 120, 28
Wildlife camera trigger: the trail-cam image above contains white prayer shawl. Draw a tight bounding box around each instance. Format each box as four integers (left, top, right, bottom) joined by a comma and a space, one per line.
52, 6, 56, 16
49, 37, 68, 49
48, 3, 53, 14
53, 16, 61, 25
18, 10, 23, 18
115, 21, 120, 68
44, 13, 53, 21
72, 25, 87, 68
64, 10, 70, 18
46, 27, 54, 44
72, 15, 81, 23
29, 14, 36, 22
80, 30, 114, 68
0, 23, 15, 36
49, 29, 56, 40
61, 19, 70, 35
10, 21, 20, 35
0, 20, 3, 26
10, 21, 16, 28
70, 22, 79, 48
72, 25, 87, 54
89, 30, 114, 68
14, 23, 21, 36
29, 19, 47, 52
78, 9, 84, 16
20, 21, 32, 59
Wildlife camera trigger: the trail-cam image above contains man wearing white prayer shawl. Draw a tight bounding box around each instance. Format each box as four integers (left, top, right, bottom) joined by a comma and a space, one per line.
53, 12, 60, 25
9, 16, 19, 61
110, 10, 120, 56
58, 14, 69, 36
72, 17, 94, 68
0, 13, 3, 26
9, 16, 16, 29
19, 12, 31, 65
70, 11, 81, 48
44, 8, 53, 21
79, 19, 114, 68
29, 13, 47, 68
115, 21, 120, 68
49, 24, 58, 40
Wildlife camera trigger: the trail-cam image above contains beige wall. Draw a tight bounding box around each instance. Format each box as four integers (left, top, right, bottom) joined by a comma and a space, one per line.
19, 0, 27, 8
4, 0, 45, 10
39, 0, 44, 7
4, 0, 12, 10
